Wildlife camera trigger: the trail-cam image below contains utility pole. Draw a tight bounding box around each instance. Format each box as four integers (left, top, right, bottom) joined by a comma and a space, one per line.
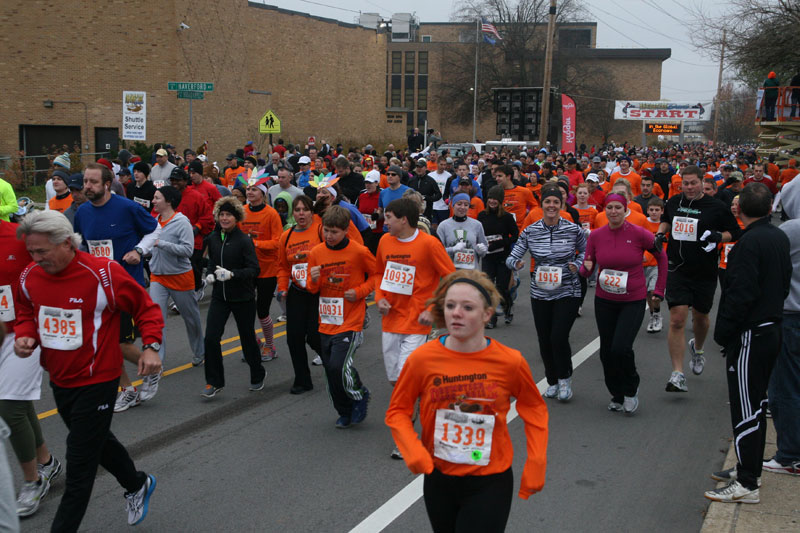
539, 0, 557, 148
712, 29, 726, 145
472, 18, 480, 143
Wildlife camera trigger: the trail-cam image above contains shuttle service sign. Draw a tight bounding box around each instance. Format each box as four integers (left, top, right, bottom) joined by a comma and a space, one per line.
614, 101, 711, 121
122, 91, 147, 140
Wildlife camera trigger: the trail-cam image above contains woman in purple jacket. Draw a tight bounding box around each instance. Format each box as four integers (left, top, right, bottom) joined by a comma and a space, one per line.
580, 193, 667, 414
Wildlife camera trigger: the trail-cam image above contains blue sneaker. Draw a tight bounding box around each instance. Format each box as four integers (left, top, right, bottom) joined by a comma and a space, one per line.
351, 388, 371, 424
335, 416, 351, 429
126, 474, 156, 525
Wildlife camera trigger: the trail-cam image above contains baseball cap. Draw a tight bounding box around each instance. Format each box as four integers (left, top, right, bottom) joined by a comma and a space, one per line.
226, 153, 235, 160
592, 156, 602, 163
730, 171, 744, 181
67, 173, 84, 190
365, 169, 380, 183
585, 173, 600, 183
415, 159, 427, 167
155, 148, 168, 157
459, 176, 472, 184
117, 167, 131, 176
298, 155, 311, 165
169, 167, 189, 181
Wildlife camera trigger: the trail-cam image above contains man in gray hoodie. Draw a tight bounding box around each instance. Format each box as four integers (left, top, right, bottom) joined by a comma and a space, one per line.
770, 178, 800, 475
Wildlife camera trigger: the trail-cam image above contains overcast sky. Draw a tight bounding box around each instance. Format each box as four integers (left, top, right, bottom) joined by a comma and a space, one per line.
269, 0, 729, 103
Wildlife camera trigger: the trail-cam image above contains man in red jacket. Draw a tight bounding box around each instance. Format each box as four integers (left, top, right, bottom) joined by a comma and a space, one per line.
13, 210, 163, 530
187, 160, 221, 209
169, 167, 214, 294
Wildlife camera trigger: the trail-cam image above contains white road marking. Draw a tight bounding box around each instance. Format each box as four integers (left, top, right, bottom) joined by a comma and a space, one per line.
349, 336, 601, 533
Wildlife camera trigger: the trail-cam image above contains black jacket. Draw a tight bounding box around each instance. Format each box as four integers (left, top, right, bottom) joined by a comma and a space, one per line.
408, 133, 424, 152
477, 209, 518, 257
714, 217, 791, 346
408, 173, 443, 218
337, 169, 365, 204
206, 226, 260, 302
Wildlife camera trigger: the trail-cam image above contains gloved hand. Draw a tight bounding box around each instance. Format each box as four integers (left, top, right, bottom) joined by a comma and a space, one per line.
654, 232, 667, 249
215, 268, 233, 282
448, 241, 467, 254
701, 230, 722, 244
205, 274, 215, 285
475, 243, 488, 255
370, 212, 380, 221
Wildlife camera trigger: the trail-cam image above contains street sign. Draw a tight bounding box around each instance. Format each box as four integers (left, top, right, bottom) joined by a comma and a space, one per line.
645, 122, 681, 134
177, 90, 204, 100
168, 82, 214, 92
259, 110, 281, 134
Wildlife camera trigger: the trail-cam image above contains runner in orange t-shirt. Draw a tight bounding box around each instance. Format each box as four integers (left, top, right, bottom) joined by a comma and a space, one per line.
307, 205, 379, 427
609, 157, 642, 196
386, 270, 548, 530
496, 165, 537, 232
641, 197, 666, 333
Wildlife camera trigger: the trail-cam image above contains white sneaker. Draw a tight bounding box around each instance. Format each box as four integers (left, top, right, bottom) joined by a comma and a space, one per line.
646, 314, 655, 333
276, 314, 287, 323
762, 458, 800, 476
139, 370, 162, 402
689, 338, 705, 375
608, 401, 624, 412
311, 355, 323, 366
542, 384, 558, 398
125, 474, 156, 525
704, 480, 759, 504
390, 447, 403, 460
623, 393, 639, 414
16, 477, 49, 517
557, 378, 573, 402
652, 312, 663, 332
114, 387, 141, 412
665, 371, 688, 392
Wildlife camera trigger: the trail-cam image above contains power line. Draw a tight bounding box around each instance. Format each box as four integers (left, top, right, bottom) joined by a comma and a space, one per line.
294, 0, 361, 14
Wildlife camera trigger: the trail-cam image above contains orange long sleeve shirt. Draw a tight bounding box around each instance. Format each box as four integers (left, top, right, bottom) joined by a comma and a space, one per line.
306, 239, 378, 334
375, 230, 455, 335
277, 220, 324, 293
240, 203, 284, 278
610, 171, 642, 196
385, 338, 549, 499
502, 186, 538, 231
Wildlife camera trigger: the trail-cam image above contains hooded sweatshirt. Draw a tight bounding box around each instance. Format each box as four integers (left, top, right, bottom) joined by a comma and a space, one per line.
780, 178, 800, 313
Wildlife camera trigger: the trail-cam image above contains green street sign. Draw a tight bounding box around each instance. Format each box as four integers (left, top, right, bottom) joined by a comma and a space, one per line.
177, 90, 204, 100
168, 82, 214, 92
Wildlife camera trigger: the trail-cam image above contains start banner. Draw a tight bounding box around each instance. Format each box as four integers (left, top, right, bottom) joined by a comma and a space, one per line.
614, 101, 711, 121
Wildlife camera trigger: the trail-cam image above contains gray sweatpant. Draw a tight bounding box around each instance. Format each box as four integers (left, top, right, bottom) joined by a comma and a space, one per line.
149, 281, 204, 362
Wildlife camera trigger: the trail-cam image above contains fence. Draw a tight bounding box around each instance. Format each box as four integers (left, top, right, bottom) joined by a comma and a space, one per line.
0, 152, 111, 189
755, 86, 800, 122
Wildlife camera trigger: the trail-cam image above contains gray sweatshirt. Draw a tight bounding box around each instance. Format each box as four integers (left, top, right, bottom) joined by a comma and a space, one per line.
780, 219, 800, 313
436, 216, 488, 270
149, 212, 194, 276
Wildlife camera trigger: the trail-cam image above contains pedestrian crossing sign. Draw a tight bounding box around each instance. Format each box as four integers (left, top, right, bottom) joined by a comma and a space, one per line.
259, 110, 281, 134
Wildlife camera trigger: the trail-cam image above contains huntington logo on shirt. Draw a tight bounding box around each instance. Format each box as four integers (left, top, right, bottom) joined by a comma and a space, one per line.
441, 372, 488, 384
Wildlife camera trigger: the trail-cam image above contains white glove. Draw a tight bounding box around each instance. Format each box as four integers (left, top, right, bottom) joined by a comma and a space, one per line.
205, 274, 215, 285
449, 241, 467, 253
215, 268, 233, 282
475, 243, 488, 255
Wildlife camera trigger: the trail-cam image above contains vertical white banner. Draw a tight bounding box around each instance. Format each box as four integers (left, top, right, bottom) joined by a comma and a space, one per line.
122, 91, 147, 140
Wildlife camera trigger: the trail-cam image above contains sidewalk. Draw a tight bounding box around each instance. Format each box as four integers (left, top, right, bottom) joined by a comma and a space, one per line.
701, 419, 800, 532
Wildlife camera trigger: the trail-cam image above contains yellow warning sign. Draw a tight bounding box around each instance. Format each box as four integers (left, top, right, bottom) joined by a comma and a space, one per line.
259, 110, 281, 134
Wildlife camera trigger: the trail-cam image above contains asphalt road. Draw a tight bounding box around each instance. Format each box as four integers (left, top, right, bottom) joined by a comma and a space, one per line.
9, 269, 733, 533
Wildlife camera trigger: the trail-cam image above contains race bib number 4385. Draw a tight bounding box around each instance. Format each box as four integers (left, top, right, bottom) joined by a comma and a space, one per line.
38, 306, 82, 350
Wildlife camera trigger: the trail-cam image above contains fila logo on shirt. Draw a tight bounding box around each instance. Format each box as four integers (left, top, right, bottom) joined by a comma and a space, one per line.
69, 298, 84, 304
6, 255, 15, 261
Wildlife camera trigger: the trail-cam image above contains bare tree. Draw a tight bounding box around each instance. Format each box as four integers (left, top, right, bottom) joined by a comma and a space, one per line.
703, 82, 758, 144
439, 0, 585, 124
689, 0, 800, 86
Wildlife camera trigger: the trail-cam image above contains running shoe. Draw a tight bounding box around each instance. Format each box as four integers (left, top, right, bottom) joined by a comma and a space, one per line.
623, 393, 639, 414
311, 355, 323, 366
335, 415, 351, 429
652, 312, 663, 332
363, 311, 370, 330
646, 314, 655, 333
139, 370, 162, 402
577, 306, 582, 317
665, 371, 688, 392
38, 455, 62, 485
191, 354, 204, 367
704, 480, 759, 504
557, 378, 573, 402
762, 458, 800, 476
126, 474, 156, 525
276, 314, 287, 323
689, 338, 705, 375
114, 387, 140, 412
249, 379, 265, 392
351, 388, 371, 424
486, 319, 496, 330
711, 467, 762, 486
504, 311, 514, 325
260, 343, 277, 362
607, 401, 624, 412
16, 477, 49, 517
391, 447, 403, 460
169, 302, 180, 315
200, 384, 222, 398
194, 281, 205, 302
542, 384, 558, 399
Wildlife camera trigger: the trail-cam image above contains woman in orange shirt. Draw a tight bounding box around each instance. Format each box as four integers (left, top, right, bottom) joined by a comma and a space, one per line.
386, 270, 548, 531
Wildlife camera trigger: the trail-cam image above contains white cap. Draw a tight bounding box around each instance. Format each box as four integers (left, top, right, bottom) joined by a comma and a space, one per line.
298, 155, 311, 164
586, 173, 600, 183
197, 154, 207, 162
365, 169, 380, 183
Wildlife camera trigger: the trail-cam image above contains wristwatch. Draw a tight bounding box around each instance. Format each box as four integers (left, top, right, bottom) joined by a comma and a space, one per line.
142, 342, 161, 352
135, 247, 144, 256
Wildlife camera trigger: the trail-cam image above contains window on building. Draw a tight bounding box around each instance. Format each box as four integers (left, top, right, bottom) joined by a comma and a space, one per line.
418, 52, 428, 75
418, 89, 427, 110
391, 75, 401, 107
405, 51, 415, 74
422, 35, 432, 43
405, 87, 415, 108
407, 112, 415, 134
391, 51, 402, 74
417, 111, 427, 127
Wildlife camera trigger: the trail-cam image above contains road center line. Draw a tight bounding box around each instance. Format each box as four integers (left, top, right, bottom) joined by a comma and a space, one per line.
348, 336, 601, 533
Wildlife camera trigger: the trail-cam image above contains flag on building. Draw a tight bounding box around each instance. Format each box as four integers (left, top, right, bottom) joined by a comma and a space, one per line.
481, 18, 503, 45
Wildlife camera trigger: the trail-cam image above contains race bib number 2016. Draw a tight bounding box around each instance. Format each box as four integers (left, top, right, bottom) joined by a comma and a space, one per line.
672, 217, 699, 242
380, 261, 415, 295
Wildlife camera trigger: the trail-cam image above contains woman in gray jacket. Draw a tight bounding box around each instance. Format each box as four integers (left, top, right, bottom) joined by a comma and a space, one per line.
148, 186, 205, 387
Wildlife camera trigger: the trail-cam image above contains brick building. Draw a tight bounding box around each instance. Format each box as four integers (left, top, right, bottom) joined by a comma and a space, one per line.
0, 1, 669, 167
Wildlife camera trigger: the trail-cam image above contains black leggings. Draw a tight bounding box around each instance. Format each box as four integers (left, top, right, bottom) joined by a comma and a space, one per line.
423, 468, 513, 533
481, 254, 512, 312
595, 297, 645, 402
531, 297, 580, 385
286, 286, 321, 389
255, 277, 277, 319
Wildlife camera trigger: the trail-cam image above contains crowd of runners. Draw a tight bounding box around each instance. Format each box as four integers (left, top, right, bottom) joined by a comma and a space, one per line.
0, 137, 798, 532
